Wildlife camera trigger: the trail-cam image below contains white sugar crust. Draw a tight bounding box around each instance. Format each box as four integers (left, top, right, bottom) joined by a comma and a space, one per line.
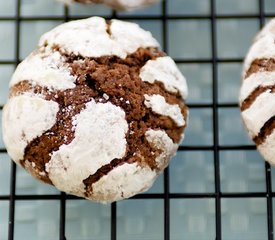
240, 71, 275, 103
46, 100, 128, 197
39, 17, 159, 59
91, 162, 157, 203
243, 19, 275, 76
144, 94, 185, 127
145, 129, 178, 171
140, 56, 188, 99
258, 130, 275, 165
2, 94, 59, 164
58, 0, 160, 11
10, 51, 76, 90
241, 91, 275, 137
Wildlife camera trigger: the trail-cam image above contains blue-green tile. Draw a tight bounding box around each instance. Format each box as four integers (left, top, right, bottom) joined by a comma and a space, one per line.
168, 0, 210, 15
179, 63, 212, 104
0, 154, 11, 195
220, 150, 266, 192
21, 0, 63, 16
218, 63, 242, 103
66, 200, 110, 240
216, 0, 258, 14
168, 20, 211, 59
0, 201, 9, 240
0, 65, 13, 106
222, 198, 267, 240
0, 21, 15, 60
218, 108, 252, 145
170, 151, 214, 193
183, 108, 213, 146
14, 201, 59, 240
0, 0, 16, 16
16, 166, 59, 195
69, 3, 111, 16
171, 199, 215, 240
117, 200, 164, 240
217, 19, 259, 58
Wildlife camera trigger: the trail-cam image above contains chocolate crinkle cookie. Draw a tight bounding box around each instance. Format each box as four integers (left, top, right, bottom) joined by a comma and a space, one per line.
58, 0, 160, 11
2, 17, 188, 203
240, 18, 275, 165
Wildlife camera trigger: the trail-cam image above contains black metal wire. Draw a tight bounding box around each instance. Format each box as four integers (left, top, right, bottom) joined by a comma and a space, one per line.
8, 163, 16, 240
210, 0, 222, 239
161, 1, 171, 240
111, 202, 117, 240
59, 192, 67, 240
7, 0, 21, 239
3, 191, 275, 201
258, 1, 274, 240
2, 13, 275, 21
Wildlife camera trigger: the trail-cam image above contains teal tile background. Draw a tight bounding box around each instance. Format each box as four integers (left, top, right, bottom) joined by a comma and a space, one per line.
217, 19, 259, 59
0, 201, 9, 240
117, 200, 164, 240
170, 151, 215, 193
0, 154, 11, 195
14, 201, 60, 240
220, 151, 266, 192
0, 21, 16, 60
222, 198, 267, 240
168, 20, 211, 59
66, 201, 111, 240
170, 199, 215, 240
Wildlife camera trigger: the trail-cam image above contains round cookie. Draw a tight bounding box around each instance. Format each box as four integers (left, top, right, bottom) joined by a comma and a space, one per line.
2, 17, 188, 203
240, 18, 275, 165
58, 0, 160, 11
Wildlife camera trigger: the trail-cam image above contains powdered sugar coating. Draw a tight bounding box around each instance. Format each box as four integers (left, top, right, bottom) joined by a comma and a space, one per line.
242, 91, 275, 137
91, 163, 157, 203
3, 95, 59, 164
145, 129, 178, 170
10, 51, 76, 90
39, 17, 159, 59
140, 56, 188, 98
243, 19, 275, 75
240, 71, 275, 102
58, 0, 160, 11
46, 100, 128, 197
144, 94, 185, 127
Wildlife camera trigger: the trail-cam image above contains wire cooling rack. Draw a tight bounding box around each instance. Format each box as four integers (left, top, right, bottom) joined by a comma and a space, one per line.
1, 0, 275, 239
